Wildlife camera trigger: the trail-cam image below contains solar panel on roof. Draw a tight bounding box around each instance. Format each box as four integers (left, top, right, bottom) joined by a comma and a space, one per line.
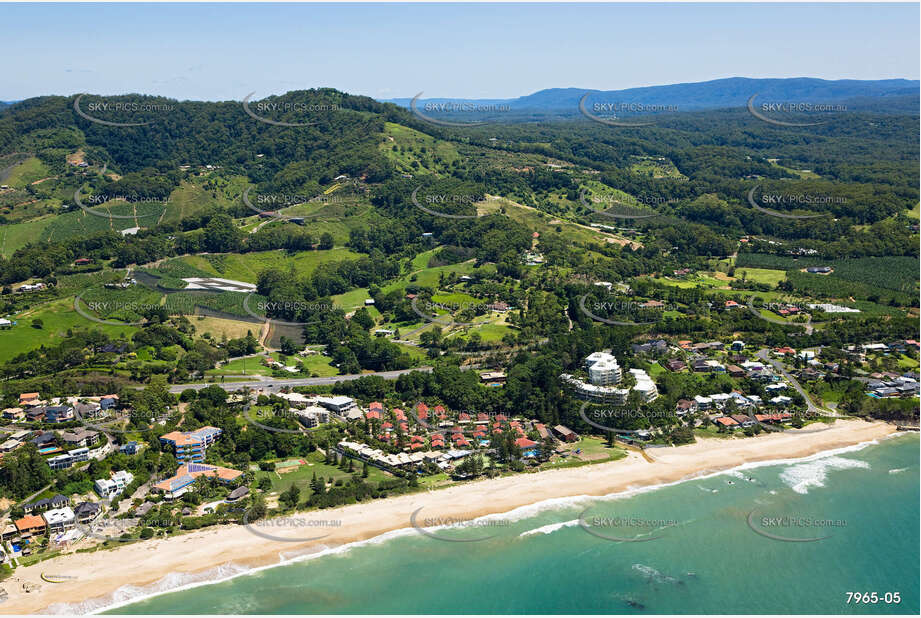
170, 474, 195, 490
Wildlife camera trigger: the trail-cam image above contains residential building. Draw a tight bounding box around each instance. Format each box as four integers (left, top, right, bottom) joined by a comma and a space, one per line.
694, 395, 713, 411
561, 374, 629, 403
1, 438, 22, 454
95, 470, 134, 498
15, 514, 47, 537
730, 414, 756, 428
99, 395, 119, 410
47, 447, 89, 470
152, 463, 243, 499
61, 429, 100, 448
43, 405, 74, 423
584, 352, 623, 385
629, 368, 659, 403
664, 359, 687, 372
23, 494, 68, 514
18, 392, 40, 406
480, 371, 507, 385
42, 507, 76, 533
554, 425, 579, 442
74, 502, 101, 524
1, 407, 24, 421
73, 402, 102, 419
631, 340, 668, 356
160, 426, 223, 462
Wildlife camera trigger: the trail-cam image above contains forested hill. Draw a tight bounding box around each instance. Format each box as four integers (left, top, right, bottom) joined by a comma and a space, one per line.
387, 77, 920, 113
0, 89, 424, 181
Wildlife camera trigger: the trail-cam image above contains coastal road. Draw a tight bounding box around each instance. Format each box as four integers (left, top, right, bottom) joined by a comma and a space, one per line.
168, 367, 433, 393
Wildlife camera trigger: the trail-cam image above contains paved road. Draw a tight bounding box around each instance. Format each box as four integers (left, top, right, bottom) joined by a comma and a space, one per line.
755, 348, 832, 415
168, 367, 433, 393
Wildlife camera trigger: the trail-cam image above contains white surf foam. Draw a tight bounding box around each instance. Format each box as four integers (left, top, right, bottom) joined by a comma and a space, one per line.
779, 455, 870, 494
60, 432, 904, 614
519, 519, 580, 537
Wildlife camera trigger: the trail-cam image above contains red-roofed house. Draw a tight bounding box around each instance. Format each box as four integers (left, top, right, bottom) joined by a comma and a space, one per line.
416, 403, 429, 420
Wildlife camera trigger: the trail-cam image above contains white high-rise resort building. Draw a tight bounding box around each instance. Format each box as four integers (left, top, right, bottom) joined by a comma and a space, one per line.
562, 352, 658, 404
629, 368, 659, 403
584, 352, 623, 385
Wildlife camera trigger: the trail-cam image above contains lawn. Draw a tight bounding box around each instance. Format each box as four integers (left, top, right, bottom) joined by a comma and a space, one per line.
207, 356, 273, 377
734, 268, 787, 286
0, 297, 137, 362
299, 353, 339, 377
331, 287, 371, 312
255, 451, 391, 496
463, 322, 515, 343
382, 260, 479, 294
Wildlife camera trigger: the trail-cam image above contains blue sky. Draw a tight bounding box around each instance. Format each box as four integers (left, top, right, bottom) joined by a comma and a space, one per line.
1, 3, 918, 101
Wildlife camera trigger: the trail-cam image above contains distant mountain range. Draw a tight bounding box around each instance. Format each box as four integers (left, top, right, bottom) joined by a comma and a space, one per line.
383, 77, 919, 115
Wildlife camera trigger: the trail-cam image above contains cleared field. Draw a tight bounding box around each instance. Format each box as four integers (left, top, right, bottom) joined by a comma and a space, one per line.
299, 354, 339, 376
629, 157, 687, 180
175, 247, 363, 284
207, 356, 272, 377
2, 157, 51, 188
0, 218, 52, 257
382, 260, 479, 294
191, 316, 261, 341
332, 287, 371, 312
479, 193, 634, 247
159, 176, 250, 226
0, 297, 136, 363
734, 268, 787, 286
380, 122, 460, 175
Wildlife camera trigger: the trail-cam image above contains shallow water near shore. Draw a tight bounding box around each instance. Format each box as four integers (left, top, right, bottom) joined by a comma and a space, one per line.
96, 433, 919, 615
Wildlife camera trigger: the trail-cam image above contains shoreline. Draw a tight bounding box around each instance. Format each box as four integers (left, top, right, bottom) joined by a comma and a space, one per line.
0, 419, 904, 614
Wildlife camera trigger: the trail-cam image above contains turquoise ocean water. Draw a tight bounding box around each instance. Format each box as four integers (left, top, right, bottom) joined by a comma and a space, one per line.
82, 433, 917, 615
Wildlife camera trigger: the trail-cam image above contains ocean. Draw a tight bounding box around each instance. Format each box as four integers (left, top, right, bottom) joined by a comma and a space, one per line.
83, 433, 918, 615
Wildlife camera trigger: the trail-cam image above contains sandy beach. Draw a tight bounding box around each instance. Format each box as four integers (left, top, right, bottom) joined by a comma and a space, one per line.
0, 419, 900, 614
